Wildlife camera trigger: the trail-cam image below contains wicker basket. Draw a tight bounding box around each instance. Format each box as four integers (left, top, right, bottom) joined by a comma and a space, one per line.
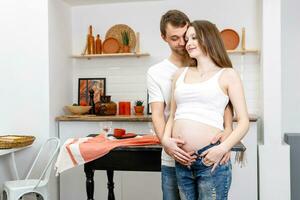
0, 135, 35, 149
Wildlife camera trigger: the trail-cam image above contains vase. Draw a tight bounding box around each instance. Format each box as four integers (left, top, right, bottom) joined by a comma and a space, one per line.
134, 106, 144, 115
95, 96, 117, 116
123, 45, 130, 53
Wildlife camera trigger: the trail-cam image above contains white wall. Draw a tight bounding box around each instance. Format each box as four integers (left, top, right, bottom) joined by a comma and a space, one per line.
48, 0, 72, 199
282, 0, 300, 134
0, 0, 50, 194
259, 0, 290, 199
71, 0, 261, 114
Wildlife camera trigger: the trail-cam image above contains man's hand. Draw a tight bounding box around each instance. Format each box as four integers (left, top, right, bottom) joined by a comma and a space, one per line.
162, 137, 196, 166
210, 130, 231, 165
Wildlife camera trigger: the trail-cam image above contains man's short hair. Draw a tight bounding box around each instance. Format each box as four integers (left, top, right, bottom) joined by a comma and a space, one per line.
160, 10, 190, 36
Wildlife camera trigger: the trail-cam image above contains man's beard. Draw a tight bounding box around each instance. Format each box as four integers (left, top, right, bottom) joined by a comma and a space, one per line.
172, 46, 188, 56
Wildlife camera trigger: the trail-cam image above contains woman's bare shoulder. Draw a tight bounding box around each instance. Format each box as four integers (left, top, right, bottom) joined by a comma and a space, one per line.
221, 68, 240, 80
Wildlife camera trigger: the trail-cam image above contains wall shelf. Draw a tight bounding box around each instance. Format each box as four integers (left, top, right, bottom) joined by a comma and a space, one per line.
227, 49, 259, 54
72, 52, 150, 59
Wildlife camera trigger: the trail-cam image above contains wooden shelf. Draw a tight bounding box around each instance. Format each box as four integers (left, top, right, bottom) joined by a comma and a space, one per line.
72, 52, 150, 59
227, 49, 259, 54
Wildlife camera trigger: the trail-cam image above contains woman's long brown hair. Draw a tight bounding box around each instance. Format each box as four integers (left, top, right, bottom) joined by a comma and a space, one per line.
187, 20, 234, 113
188, 20, 233, 68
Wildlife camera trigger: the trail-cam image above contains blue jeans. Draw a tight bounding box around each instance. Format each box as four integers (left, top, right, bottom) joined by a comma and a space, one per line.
175, 144, 232, 200
161, 165, 181, 200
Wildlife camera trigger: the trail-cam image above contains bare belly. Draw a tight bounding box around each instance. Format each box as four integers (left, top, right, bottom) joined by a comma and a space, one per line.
172, 119, 222, 152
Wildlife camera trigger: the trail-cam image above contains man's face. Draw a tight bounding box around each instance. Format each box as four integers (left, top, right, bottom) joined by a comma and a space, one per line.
162, 23, 188, 56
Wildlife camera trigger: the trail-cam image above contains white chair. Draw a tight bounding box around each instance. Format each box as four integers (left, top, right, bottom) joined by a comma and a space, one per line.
2, 137, 60, 200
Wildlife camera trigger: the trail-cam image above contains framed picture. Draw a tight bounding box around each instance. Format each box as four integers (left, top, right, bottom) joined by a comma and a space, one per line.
78, 78, 106, 105
147, 92, 152, 115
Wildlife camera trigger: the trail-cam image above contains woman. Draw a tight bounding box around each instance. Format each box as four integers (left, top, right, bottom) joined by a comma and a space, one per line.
162, 20, 249, 200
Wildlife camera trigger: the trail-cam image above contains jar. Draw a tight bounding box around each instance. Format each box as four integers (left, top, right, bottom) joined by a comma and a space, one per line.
94, 96, 117, 116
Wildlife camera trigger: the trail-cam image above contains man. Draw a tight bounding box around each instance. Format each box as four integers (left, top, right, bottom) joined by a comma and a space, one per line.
147, 10, 233, 200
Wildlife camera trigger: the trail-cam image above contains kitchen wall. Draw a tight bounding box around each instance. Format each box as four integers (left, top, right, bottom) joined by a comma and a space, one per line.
71, 0, 261, 115
0, 0, 50, 195
48, 0, 72, 199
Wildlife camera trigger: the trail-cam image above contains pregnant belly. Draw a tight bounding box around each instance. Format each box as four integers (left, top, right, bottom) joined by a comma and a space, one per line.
172, 119, 222, 152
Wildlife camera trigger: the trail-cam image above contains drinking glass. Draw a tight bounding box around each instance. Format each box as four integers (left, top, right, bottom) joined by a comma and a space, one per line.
99, 121, 112, 138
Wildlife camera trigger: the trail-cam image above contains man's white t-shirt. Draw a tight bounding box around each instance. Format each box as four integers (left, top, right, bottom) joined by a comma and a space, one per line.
147, 59, 179, 167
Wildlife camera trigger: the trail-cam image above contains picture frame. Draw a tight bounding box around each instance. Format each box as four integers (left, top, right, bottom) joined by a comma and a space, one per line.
147, 91, 152, 115
78, 78, 106, 105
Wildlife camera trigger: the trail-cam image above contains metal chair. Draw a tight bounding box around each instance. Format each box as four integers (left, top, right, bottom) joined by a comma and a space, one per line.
2, 137, 60, 200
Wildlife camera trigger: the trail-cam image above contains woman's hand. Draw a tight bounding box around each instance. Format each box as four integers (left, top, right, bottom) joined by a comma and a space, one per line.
162, 137, 196, 166
211, 130, 232, 165
200, 144, 228, 172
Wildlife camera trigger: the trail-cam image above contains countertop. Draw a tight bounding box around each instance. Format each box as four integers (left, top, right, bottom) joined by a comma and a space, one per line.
56, 114, 258, 122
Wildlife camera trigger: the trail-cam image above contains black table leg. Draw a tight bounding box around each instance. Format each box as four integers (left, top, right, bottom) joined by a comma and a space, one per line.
85, 166, 95, 200
107, 170, 115, 200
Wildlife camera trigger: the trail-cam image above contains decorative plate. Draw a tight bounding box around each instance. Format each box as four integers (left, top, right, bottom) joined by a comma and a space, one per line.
114, 133, 137, 139
220, 29, 240, 50
107, 133, 137, 139
105, 24, 136, 50
102, 37, 120, 54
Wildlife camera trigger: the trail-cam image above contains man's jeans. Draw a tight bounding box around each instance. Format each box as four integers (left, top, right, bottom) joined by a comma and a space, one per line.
175, 143, 232, 200
161, 165, 181, 200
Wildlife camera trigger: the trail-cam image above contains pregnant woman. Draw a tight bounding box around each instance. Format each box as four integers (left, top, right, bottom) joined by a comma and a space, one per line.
162, 20, 250, 200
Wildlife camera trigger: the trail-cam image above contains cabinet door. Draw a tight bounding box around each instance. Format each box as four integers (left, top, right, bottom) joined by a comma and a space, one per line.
229, 122, 258, 200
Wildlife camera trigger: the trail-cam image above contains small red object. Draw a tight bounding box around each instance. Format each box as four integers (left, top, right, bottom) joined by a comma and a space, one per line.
124, 102, 131, 115
80, 101, 87, 106
118, 102, 125, 115
119, 101, 131, 115
113, 128, 126, 137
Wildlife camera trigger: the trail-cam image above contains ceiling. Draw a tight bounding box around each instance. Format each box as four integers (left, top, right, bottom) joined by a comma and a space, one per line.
62, 0, 163, 6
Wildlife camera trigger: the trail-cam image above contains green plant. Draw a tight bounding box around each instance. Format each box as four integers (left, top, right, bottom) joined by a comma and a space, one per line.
135, 100, 144, 106
121, 31, 130, 46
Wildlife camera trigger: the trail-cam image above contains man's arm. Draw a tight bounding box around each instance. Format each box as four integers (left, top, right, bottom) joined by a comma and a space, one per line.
223, 102, 234, 134
150, 102, 166, 142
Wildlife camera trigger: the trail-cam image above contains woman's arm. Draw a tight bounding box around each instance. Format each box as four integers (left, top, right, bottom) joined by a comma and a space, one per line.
210, 104, 233, 164
219, 69, 249, 150
201, 68, 249, 171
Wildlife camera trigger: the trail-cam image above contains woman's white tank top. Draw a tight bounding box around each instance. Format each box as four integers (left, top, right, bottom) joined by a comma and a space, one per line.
174, 67, 229, 130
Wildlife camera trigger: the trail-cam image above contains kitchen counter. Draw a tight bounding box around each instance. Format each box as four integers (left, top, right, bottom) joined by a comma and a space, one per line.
56, 114, 258, 122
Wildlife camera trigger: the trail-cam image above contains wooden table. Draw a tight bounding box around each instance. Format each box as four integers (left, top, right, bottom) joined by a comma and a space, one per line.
83, 135, 245, 200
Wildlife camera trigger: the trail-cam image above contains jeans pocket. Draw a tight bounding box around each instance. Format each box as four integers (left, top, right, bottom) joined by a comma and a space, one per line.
200, 158, 213, 168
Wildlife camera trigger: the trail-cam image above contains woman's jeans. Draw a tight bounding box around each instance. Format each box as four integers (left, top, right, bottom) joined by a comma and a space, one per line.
175, 143, 232, 200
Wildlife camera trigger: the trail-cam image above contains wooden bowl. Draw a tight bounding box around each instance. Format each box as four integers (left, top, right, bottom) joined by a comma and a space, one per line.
65, 105, 92, 115
102, 38, 120, 54
0, 135, 35, 149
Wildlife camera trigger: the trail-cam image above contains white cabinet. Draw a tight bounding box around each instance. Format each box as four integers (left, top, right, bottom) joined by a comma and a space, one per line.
57, 120, 258, 200
229, 121, 258, 200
